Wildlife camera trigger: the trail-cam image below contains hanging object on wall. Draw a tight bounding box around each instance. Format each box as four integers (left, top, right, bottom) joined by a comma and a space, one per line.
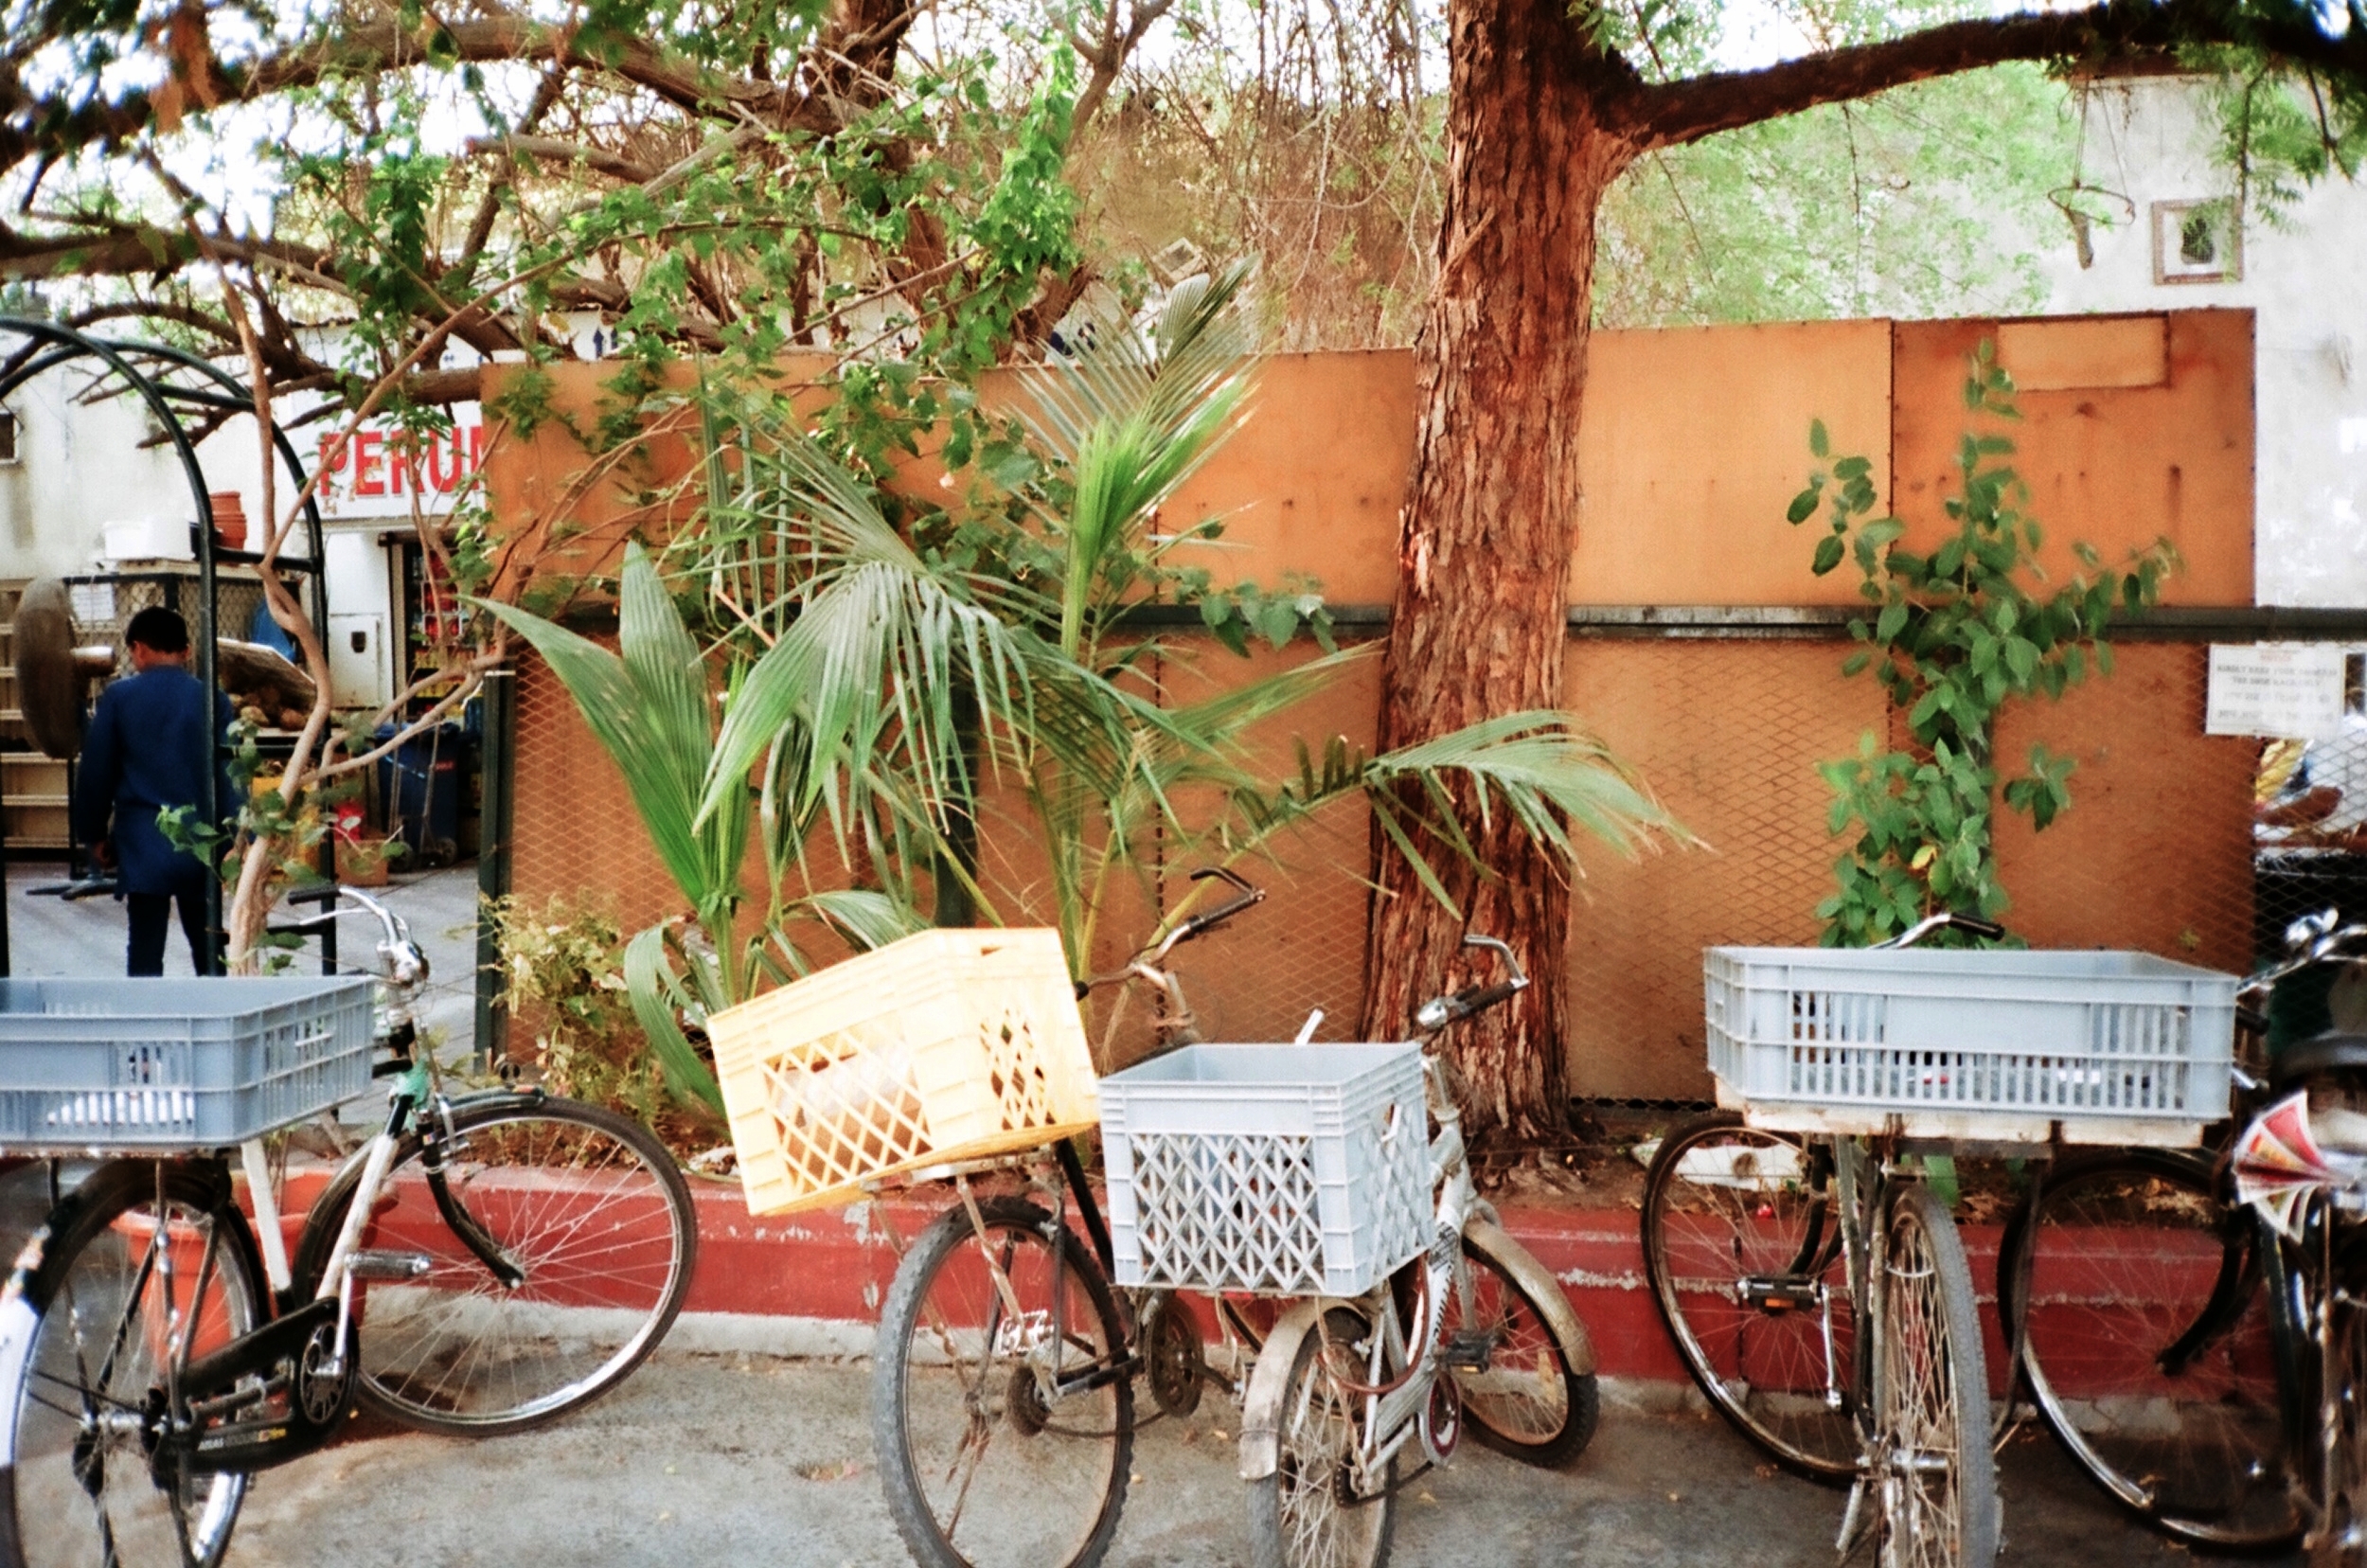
14, 577, 117, 760
13, 578, 321, 758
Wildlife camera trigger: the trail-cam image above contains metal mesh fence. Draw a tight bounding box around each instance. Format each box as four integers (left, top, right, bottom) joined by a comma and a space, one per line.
501, 618, 2367, 1101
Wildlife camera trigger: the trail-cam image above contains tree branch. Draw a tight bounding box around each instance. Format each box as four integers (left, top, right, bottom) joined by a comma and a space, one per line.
1619, 2, 2367, 153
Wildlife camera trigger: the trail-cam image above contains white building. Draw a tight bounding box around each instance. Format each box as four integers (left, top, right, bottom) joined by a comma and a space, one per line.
2031, 67, 2367, 607
0, 343, 492, 713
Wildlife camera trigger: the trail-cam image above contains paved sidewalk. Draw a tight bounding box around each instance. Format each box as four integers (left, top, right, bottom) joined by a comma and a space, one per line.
219, 1354, 2246, 1568
2, 859, 483, 1056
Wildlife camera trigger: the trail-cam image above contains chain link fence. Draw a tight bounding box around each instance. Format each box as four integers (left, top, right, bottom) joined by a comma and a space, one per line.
499, 614, 2367, 1103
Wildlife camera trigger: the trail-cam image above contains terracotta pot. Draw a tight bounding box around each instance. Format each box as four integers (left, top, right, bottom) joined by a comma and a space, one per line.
208, 490, 248, 552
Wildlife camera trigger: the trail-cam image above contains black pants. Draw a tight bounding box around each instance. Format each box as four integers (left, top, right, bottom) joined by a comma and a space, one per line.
127, 886, 209, 976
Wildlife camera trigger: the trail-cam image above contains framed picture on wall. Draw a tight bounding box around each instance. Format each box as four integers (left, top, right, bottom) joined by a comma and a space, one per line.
2153, 198, 2242, 284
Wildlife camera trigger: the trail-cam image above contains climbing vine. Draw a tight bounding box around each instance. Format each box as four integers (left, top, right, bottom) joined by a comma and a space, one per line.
1789, 343, 2177, 946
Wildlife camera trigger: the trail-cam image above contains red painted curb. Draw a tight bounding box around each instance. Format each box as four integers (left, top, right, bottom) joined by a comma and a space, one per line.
271, 1171, 2090, 1390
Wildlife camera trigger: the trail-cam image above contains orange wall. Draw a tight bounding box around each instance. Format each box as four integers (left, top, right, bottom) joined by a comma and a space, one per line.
486, 309, 2253, 611
487, 311, 2260, 1094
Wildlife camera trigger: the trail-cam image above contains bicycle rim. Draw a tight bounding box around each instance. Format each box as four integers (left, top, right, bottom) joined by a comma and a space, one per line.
872, 1198, 1131, 1568
0, 1163, 260, 1568
318, 1096, 696, 1434
1443, 1227, 1598, 1467
1877, 1184, 1997, 1568
1642, 1113, 1860, 1478
1250, 1305, 1395, 1568
2003, 1150, 2299, 1549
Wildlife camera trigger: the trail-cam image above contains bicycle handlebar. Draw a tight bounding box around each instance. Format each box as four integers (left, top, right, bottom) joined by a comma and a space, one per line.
1878, 911, 2007, 951
272, 886, 427, 991
1413, 935, 1531, 1034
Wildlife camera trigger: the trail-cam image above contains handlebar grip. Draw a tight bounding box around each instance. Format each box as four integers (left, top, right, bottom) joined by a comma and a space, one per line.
1951, 915, 2006, 941
1450, 979, 1526, 1019
1178, 892, 1260, 940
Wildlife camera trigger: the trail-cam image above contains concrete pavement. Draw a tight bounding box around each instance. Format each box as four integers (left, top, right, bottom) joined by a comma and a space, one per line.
2, 859, 484, 1057
218, 1354, 2239, 1567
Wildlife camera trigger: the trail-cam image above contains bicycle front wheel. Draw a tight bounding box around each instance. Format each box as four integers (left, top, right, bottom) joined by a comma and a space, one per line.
2000, 1149, 2298, 1550
0, 1160, 263, 1568
1442, 1221, 1599, 1468
872, 1196, 1132, 1568
1875, 1183, 1998, 1568
1641, 1112, 1860, 1478
1244, 1302, 1396, 1568
293, 1094, 697, 1435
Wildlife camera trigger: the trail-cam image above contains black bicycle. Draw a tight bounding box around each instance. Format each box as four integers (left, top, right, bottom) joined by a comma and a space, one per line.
0, 886, 699, 1567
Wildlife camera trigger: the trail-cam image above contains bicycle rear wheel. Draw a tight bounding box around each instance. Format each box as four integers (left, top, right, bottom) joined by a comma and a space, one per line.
0, 1160, 264, 1568
293, 1093, 696, 1435
872, 1196, 1132, 1568
1875, 1184, 1997, 1568
1641, 1112, 1860, 1478
1442, 1221, 1599, 1468
1999, 1148, 2298, 1550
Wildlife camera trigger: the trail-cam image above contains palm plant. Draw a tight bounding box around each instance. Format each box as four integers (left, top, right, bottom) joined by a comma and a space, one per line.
481, 545, 929, 1113
499, 267, 1683, 1112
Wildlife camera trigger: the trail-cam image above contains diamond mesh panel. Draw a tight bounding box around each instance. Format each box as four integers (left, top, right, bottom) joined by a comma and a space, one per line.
503, 626, 2367, 1107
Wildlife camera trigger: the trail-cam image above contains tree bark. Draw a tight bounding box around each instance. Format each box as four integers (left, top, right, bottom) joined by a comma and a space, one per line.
1359, 0, 1635, 1142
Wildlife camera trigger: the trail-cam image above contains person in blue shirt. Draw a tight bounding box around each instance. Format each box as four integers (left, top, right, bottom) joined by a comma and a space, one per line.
70, 607, 236, 975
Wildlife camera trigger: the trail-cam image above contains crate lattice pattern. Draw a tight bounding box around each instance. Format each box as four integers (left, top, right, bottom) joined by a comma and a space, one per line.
758, 1005, 1065, 1192
1119, 1102, 1431, 1296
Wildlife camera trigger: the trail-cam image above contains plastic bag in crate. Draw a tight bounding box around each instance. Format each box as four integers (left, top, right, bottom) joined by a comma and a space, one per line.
709, 928, 1099, 1216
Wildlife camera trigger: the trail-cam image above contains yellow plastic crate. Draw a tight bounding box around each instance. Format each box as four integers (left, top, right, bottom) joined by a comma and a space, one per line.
710, 928, 1100, 1216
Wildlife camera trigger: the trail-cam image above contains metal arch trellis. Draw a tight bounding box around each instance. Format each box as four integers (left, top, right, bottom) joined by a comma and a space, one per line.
0, 315, 331, 978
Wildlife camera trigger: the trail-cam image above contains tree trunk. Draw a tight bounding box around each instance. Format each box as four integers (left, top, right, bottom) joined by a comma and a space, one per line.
1360, 0, 1634, 1142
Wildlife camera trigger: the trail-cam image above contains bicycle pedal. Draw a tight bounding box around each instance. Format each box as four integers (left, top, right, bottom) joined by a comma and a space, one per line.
349, 1248, 435, 1281
1442, 1330, 1495, 1372
1738, 1274, 1817, 1315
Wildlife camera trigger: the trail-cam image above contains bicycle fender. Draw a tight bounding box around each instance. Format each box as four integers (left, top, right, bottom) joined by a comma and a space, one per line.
1465, 1219, 1596, 1378
1238, 1299, 1328, 1482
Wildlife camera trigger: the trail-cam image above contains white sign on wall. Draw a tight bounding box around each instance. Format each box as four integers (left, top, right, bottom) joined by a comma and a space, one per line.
2205, 643, 2347, 739
310, 405, 487, 519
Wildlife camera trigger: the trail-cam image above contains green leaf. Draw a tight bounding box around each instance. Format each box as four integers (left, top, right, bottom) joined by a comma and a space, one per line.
1787, 487, 1821, 526
1811, 534, 1845, 575
1808, 419, 1829, 458
1875, 602, 1908, 644
623, 926, 724, 1114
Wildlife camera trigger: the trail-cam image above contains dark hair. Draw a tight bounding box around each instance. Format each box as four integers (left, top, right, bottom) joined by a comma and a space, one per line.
124, 606, 190, 654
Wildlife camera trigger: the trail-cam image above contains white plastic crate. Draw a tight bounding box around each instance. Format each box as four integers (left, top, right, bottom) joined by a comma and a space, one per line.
1097, 1042, 1433, 1297
1705, 946, 2237, 1147
0, 977, 376, 1150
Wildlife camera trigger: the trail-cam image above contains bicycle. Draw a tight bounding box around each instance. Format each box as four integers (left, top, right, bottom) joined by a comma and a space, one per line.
1995, 910, 2367, 1552
1235, 935, 1602, 1568
1641, 912, 2019, 1568
867, 880, 1598, 1568
0, 885, 698, 1566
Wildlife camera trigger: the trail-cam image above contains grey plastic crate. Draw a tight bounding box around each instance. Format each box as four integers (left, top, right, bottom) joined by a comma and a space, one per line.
0, 977, 376, 1150
1097, 1042, 1433, 1297
1704, 946, 2237, 1145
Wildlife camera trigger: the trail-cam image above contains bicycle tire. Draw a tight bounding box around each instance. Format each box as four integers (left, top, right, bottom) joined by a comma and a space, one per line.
292, 1093, 696, 1435
1244, 1302, 1397, 1568
1876, 1183, 1998, 1568
1998, 1148, 2300, 1551
2313, 1231, 2367, 1568
0, 1160, 264, 1568
1445, 1221, 1599, 1468
872, 1196, 1132, 1568
1641, 1111, 1860, 1479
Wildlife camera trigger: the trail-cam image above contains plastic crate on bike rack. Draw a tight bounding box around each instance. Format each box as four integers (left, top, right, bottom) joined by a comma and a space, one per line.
708, 928, 1101, 1217
1704, 946, 2238, 1147
1096, 1042, 1433, 1297
0, 976, 376, 1150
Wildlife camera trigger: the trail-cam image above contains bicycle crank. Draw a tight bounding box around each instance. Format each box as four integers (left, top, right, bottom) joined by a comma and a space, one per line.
155, 1296, 361, 1477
